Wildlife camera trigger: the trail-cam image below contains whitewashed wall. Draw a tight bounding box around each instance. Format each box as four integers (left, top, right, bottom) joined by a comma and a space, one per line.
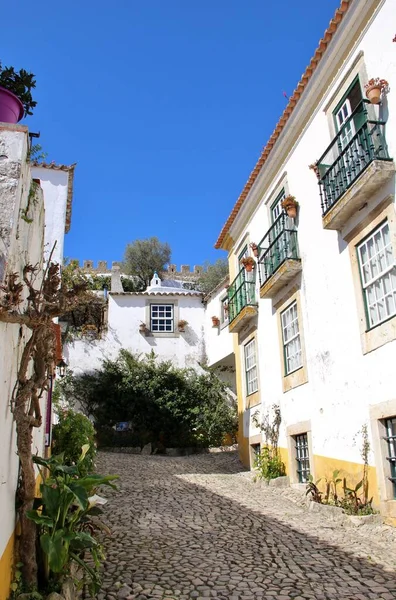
65, 292, 206, 373
204, 283, 234, 368
230, 0, 396, 468
31, 165, 69, 266
0, 126, 46, 562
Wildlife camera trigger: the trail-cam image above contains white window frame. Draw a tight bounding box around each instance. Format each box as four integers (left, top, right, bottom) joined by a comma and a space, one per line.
220, 295, 229, 325
281, 301, 302, 375
357, 221, 396, 330
244, 339, 258, 396
150, 304, 174, 333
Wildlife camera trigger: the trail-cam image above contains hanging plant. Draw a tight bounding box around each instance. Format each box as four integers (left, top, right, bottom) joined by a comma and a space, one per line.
364, 78, 389, 104
241, 256, 255, 272
281, 195, 299, 219
177, 319, 188, 332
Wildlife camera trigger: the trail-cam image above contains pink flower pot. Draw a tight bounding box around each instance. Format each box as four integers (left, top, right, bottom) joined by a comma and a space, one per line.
0, 87, 24, 124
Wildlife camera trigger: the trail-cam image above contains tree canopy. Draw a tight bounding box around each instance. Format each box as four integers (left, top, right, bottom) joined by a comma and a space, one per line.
196, 258, 229, 295
123, 237, 171, 289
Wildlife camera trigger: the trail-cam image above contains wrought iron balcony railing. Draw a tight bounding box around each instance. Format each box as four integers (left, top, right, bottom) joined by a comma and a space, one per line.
257, 213, 300, 286
227, 267, 256, 325
318, 100, 391, 215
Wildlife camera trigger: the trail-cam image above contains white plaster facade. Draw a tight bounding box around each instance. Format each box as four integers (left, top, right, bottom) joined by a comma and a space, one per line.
0, 125, 47, 582
65, 274, 207, 374
0, 127, 74, 594
216, 0, 396, 519
31, 163, 74, 266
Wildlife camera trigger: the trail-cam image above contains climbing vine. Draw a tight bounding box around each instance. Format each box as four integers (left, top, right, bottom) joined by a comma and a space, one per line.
0, 250, 92, 589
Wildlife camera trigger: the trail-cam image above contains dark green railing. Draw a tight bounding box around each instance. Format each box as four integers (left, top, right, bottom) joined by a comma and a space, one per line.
318, 100, 392, 215
228, 267, 256, 325
257, 213, 300, 286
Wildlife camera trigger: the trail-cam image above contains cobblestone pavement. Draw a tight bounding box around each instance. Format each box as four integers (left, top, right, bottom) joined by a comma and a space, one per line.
97, 451, 396, 600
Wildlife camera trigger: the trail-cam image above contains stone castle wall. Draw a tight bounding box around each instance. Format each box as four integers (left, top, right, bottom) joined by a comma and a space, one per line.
72, 260, 204, 280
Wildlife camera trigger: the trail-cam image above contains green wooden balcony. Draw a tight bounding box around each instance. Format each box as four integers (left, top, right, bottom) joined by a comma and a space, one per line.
228, 267, 257, 332
317, 100, 394, 231
257, 213, 301, 299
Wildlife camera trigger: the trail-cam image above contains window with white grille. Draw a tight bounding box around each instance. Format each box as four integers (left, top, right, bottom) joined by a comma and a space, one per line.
357, 221, 396, 329
295, 433, 310, 483
281, 301, 302, 375
244, 339, 258, 395
150, 304, 174, 332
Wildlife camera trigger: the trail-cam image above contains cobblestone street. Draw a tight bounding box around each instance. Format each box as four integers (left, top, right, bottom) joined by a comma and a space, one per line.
97, 452, 396, 600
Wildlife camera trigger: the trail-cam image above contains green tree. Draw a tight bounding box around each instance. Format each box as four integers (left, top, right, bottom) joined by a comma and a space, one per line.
62, 350, 237, 450
123, 237, 171, 289
196, 258, 229, 295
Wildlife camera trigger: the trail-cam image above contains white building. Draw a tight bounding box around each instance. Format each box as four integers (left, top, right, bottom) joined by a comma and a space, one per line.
215, 0, 396, 520
64, 270, 207, 373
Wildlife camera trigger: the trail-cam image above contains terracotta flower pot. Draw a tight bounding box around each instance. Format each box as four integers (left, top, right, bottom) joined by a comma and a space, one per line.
212, 317, 220, 327
365, 85, 382, 104
245, 264, 254, 272
285, 205, 297, 219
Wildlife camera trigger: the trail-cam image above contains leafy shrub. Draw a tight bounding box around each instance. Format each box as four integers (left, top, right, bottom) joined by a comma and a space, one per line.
27, 447, 118, 594
254, 446, 286, 481
52, 410, 96, 474
60, 350, 238, 450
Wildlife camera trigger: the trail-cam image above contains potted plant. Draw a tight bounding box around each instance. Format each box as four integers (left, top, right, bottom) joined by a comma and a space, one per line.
0, 62, 37, 124
139, 322, 148, 333
177, 319, 188, 332
241, 256, 255, 272
249, 242, 259, 257
309, 162, 320, 180
281, 195, 299, 219
364, 78, 389, 104
212, 316, 220, 327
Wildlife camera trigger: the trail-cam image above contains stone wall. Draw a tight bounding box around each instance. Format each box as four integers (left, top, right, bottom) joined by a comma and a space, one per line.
72, 259, 204, 281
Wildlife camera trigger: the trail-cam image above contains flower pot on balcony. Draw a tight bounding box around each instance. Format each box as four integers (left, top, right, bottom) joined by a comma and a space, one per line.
212, 316, 220, 327
241, 256, 255, 272
139, 323, 148, 333
364, 78, 389, 105
281, 195, 299, 219
249, 243, 259, 257
366, 85, 382, 104
0, 87, 24, 124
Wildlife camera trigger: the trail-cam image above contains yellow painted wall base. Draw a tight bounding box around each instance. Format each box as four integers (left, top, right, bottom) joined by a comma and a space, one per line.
240, 442, 381, 509
238, 414, 250, 468
313, 453, 380, 507
0, 531, 15, 600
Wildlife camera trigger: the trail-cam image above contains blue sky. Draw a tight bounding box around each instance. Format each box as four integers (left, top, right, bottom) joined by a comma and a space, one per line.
4, 0, 340, 269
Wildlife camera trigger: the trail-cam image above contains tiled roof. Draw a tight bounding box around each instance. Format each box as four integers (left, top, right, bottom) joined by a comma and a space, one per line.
110, 290, 203, 296
214, 0, 351, 249
32, 161, 76, 233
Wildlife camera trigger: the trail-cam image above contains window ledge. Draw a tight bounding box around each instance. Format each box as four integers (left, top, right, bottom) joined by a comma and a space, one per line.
361, 314, 396, 354
283, 365, 308, 393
